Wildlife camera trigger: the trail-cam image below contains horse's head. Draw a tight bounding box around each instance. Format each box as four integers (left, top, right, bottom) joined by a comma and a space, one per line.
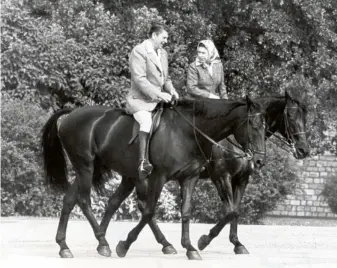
279, 90, 310, 159
233, 96, 266, 169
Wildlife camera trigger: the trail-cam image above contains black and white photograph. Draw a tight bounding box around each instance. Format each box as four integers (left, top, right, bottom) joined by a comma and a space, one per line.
1, 0, 337, 267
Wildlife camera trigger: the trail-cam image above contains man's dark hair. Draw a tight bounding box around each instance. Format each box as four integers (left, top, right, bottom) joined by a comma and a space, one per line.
148, 22, 166, 37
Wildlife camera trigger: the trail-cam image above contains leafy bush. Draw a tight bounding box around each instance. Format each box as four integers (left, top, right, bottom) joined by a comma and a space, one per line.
321, 175, 337, 214
1, 0, 131, 108
1, 98, 64, 216
3, 0, 337, 151
156, 181, 181, 222
1, 1, 193, 108
192, 179, 223, 223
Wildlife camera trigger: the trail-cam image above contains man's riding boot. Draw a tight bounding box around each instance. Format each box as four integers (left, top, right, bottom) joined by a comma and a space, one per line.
138, 131, 153, 180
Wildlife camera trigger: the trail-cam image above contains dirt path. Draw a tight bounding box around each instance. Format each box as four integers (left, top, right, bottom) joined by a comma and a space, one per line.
1, 218, 337, 268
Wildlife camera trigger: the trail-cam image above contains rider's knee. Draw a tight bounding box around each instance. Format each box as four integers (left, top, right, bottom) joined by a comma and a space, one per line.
134, 110, 152, 133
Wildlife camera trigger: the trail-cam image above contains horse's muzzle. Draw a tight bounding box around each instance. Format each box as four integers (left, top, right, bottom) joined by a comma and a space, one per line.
293, 144, 311, 159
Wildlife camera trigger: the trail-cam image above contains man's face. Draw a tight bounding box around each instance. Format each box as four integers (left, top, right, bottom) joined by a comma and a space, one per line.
153, 30, 168, 50
197, 46, 209, 62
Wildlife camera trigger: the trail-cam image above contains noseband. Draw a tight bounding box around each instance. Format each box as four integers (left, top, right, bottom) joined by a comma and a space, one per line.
267, 105, 307, 154
283, 106, 307, 143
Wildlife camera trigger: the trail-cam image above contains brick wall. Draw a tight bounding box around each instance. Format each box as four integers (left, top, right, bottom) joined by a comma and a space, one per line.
268, 154, 337, 218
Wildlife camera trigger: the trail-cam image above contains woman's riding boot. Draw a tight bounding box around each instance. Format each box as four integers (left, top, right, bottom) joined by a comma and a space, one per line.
138, 131, 153, 180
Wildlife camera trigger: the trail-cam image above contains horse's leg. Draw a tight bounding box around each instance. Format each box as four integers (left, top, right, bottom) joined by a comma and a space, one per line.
56, 161, 107, 258
134, 180, 177, 255
116, 171, 166, 258
73, 161, 110, 257
198, 172, 237, 251
56, 180, 79, 258
229, 174, 250, 254
180, 176, 202, 260
98, 176, 135, 256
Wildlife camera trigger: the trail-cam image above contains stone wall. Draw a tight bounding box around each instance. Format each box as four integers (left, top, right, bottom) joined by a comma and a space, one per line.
268, 154, 337, 218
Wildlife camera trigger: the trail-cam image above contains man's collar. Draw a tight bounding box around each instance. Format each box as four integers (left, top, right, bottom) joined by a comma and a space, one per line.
144, 39, 161, 55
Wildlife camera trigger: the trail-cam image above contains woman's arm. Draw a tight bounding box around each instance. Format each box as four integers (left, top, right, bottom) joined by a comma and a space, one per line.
218, 63, 228, 99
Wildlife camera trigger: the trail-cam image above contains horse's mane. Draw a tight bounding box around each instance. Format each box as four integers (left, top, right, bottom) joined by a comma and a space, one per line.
254, 96, 285, 110
176, 98, 246, 119
255, 95, 308, 113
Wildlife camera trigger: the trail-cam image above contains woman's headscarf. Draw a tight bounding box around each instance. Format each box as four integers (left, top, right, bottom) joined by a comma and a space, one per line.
195, 40, 221, 68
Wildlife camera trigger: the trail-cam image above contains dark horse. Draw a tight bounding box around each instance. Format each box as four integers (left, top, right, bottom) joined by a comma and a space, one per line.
196, 90, 310, 254
94, 91, 310, 257
42, 97, 266, 260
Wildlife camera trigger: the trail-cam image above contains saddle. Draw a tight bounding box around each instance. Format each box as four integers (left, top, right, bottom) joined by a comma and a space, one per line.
128, 102, 165, 145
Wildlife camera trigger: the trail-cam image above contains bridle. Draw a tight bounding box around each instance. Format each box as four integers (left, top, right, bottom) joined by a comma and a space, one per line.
283, 106, 307, 143
267, 105, 307, 154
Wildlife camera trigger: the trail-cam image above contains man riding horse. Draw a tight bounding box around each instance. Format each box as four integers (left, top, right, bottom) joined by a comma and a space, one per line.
126, 22, 179, 180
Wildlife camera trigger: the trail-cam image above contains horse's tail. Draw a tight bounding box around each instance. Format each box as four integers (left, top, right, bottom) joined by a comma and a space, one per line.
41, 108, 73, 192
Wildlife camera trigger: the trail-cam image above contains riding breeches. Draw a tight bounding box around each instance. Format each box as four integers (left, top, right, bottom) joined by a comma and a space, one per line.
133, 110, 152, 133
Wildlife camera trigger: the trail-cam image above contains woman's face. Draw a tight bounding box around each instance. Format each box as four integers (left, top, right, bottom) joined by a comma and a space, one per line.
197, 46, 209, 62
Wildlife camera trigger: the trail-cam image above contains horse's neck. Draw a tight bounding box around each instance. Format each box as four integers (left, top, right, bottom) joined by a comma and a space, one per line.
196, 104, 246, 142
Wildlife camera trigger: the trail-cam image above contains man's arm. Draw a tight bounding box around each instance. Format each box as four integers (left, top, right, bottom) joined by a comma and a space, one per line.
161, 50, 178, 96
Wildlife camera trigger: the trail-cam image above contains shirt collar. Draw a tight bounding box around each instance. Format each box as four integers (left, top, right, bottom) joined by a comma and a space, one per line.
145, 39, 161, 56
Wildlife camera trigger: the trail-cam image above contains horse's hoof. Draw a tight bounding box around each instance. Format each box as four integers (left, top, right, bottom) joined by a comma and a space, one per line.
186, 250, 202, 260
116, 241, 129, 258
97, 245, 112, 257
234, 245, 249, 254
59, 249, 74, 258
198, 235, 210, 251
162, 245, 177, 254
